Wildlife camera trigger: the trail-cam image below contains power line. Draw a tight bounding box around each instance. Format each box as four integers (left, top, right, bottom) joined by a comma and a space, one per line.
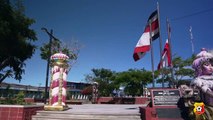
171, 8, 213, 21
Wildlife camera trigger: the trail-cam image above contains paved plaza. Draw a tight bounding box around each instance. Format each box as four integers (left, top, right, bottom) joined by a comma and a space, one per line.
68, 104, 143, 114
32, 104, 148, 120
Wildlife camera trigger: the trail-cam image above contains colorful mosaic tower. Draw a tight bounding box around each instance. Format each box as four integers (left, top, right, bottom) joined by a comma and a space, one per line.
44, 52, 69, 111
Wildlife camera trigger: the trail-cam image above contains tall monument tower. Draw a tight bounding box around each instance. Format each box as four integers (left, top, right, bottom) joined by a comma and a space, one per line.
44, 52, 69, 111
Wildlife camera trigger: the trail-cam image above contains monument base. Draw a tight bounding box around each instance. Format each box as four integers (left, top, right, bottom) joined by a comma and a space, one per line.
44, 105, 69, 111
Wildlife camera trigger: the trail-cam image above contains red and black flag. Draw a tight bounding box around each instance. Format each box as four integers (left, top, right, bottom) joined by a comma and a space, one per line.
133, 10, 159, 61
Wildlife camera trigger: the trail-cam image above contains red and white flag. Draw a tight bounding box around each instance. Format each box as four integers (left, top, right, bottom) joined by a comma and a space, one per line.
133, 10, 159, 61
157, 39, 172, 70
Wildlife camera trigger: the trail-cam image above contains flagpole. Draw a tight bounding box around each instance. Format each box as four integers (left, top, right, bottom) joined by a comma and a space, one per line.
166, 18, 175, 88
149, 21, 155, 88
157, 2, 163, 60
157, 2, 164, 87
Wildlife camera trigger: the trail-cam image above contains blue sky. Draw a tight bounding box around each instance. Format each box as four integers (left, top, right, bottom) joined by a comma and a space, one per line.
5, 0, 213, 87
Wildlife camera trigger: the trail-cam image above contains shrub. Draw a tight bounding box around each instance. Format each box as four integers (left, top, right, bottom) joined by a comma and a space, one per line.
15, 91, 25, 105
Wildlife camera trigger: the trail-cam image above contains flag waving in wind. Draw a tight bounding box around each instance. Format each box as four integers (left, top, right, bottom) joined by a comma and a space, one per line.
133, 10, 159, 61
157, 39, 172, 70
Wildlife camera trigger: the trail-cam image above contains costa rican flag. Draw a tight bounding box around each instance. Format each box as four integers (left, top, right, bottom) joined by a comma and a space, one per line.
133, 10, 159, 61
157, 39, 172, 70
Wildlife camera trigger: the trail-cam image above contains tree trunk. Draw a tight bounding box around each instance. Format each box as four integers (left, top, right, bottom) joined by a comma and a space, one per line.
0, 71, 10, 84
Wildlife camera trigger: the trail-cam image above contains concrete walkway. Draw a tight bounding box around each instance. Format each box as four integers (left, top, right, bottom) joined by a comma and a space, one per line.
68, 104, 143, 114
32, 104, 147, 120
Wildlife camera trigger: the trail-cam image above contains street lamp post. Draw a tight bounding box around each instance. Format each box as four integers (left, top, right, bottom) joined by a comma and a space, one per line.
41, 28, 53, 104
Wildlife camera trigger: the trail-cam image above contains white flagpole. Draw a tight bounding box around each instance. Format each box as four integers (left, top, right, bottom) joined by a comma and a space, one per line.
157, 2, 164, 87
157, 2, 163, 61
166, 18, 175, 88
149, 21, 155, 88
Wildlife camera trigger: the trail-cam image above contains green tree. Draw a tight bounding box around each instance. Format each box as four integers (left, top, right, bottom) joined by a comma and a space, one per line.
174, 55, 195, 86
85, 68, 155, 97
115, 69, 153, 96
40, 39, 80, 70
85, 68, 116, 97
157, 55, 195, 87
0, 0, 37, 83
4, 85, 14, 104
15, 91, 25, 105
